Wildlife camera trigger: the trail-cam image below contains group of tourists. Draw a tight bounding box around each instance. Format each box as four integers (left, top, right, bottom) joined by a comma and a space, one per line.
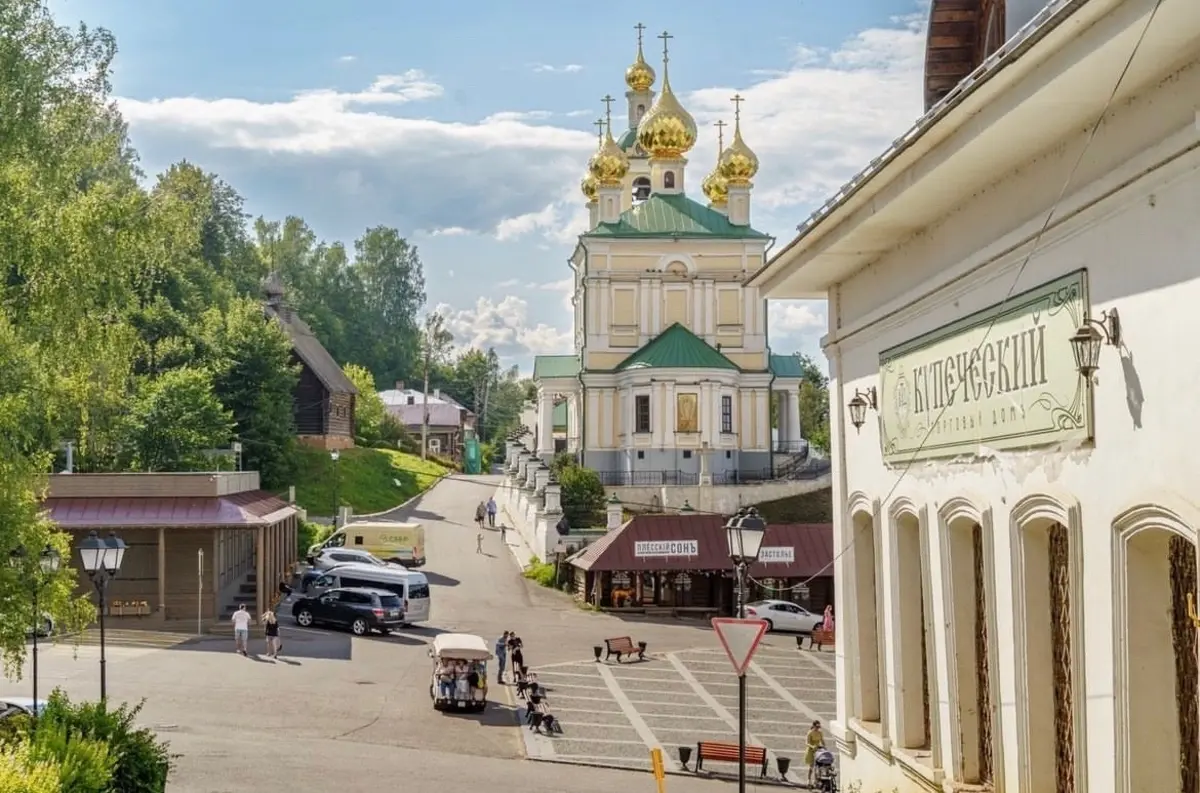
229, 603, 283, 659
475, 497, 504, 553
492, 630, 524, 682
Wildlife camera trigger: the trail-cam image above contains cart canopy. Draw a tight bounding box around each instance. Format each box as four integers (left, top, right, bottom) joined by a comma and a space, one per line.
432, 633, 493, 661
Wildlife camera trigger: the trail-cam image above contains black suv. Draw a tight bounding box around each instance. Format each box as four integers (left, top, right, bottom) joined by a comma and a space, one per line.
291, 587, 406, 636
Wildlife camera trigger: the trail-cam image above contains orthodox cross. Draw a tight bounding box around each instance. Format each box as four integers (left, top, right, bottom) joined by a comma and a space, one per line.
601, 94, 615, 132
659, 30, 673, 64
714, 119, 728, 152
593, 118, 605, 144
634, 22, 646, 48
731, 94, 745, 123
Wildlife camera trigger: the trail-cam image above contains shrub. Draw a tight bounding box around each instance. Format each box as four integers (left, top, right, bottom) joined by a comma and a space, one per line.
522, 558, 560, 589
25, 720, 114, 793
0, 742, 62, 793
37, 692, 172, 793
297, 518, 332, 557
558, 464, 606, 529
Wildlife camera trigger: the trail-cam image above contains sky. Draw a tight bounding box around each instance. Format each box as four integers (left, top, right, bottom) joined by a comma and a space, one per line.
51, 0, 929, 373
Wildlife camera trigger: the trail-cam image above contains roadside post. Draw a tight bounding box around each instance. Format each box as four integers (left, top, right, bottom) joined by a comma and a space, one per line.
712, 617, 769, 792
650, 746, 666, 793
197, 549, 204, 636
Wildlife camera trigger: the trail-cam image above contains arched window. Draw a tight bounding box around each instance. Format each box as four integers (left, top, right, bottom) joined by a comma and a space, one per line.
663, 171, 675, 189
635, 103, 646, 122
632, 177, 651, 202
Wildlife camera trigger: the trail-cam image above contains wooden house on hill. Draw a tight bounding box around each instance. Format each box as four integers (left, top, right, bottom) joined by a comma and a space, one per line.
262, 273, 357, 450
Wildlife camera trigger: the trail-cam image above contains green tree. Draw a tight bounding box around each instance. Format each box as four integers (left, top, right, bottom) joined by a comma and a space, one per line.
118, 368, 233, 471
343, 364, 385, 442
418, 312, 453, 459
353, 226, 425, 384
557, 462, 606, 530
201, 299, 299, 488
793, 353, 831, 454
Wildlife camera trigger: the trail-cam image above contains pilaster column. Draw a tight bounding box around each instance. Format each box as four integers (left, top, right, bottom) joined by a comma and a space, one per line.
788, 387, 802, 445
537, 393, 554, 458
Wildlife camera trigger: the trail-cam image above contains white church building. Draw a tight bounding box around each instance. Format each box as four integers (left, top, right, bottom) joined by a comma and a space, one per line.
753, 0, 1200, 792
532, 27, 809, 484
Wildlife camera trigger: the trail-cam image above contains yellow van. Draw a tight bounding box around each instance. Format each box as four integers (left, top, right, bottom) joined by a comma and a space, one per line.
311, 521, 426, 567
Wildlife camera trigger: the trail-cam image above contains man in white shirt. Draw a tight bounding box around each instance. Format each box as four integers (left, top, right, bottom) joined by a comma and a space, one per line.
231, 604, 254, 656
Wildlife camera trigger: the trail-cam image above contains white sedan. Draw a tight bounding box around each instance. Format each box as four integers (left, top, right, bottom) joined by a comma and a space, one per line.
743, 600, 823, 633
0, 697, 46, 720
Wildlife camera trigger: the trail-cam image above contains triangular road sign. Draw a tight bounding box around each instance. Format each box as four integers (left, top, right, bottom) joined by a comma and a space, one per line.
712, 617, 769, 676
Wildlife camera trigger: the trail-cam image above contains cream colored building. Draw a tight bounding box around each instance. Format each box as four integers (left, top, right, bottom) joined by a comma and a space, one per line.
533, 27, 808, 483
752, 0, 1200, 791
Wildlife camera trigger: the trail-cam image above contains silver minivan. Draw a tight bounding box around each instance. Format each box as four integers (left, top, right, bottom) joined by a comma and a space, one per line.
308, 563, 431, 624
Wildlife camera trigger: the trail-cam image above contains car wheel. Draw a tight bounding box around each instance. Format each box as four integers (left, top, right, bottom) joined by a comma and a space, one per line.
295, 609, 314, 627
380, 628, 391, 635
351, 618, 369, 636
763, 619, 774, 632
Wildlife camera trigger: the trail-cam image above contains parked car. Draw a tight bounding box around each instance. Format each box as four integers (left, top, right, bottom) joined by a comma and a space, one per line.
26, 614, 53, 639
744, 600, 823, 633
291, 587, 406, 636
0, 697, 46, 720
300, 549, 398, 593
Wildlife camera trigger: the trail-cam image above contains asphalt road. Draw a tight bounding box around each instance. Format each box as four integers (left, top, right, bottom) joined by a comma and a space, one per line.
2, 474, 812, 791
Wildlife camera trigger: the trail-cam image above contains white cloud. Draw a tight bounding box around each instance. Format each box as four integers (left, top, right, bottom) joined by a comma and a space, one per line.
769, 301, 826, 335
337, 55, 357, 63
436, 296, 572, 359
427, 226, 472, 237
531, 63, 584, 74
496, 278, 521, 288
116, 6, 926, 250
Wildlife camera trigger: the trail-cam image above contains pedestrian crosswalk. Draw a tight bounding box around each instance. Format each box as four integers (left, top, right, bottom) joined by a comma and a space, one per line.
67, 628, 194, 650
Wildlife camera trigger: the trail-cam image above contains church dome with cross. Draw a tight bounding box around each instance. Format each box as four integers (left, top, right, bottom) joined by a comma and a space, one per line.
636, 30, 697, 160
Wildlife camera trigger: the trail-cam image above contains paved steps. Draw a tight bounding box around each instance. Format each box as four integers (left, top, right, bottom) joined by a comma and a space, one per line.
65, 629, 194, 650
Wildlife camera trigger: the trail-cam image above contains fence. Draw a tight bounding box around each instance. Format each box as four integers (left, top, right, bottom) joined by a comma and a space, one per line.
594, 459, 831, 488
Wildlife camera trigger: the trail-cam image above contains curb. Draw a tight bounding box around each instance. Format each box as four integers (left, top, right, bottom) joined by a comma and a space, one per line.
524, 756, 803, 787
352, 470, 453, 519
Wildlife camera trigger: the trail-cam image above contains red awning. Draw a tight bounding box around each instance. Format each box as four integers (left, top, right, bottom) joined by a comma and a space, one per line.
570, 514, 832, 577
44, 491, 296, 529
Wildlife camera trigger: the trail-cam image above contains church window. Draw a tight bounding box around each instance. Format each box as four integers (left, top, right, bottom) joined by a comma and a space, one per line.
721, 396, 733, 433
633, 177, 651, 202
636, 103, 646, 121
676, 393, 698, 433
725, 450, 732, 459
635, 395, 651, 433
637, 450, 645, 460
682, 450, 692, 460
663, 171, 676, 189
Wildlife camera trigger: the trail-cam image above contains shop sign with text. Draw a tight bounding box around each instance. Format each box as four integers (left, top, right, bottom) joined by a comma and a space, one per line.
879, 270, 1093, 464
758, 547, 795, 564
634, 540, 699, 558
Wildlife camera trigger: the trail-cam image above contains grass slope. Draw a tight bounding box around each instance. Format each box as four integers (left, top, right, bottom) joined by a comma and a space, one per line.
292, 446, 449, 517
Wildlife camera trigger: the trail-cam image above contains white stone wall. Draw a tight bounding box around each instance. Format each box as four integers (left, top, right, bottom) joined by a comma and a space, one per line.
825, 52, 1200, 793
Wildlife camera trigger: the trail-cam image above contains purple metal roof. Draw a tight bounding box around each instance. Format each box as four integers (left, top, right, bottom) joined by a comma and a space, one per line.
571, 514, 833, 577
44, 491, 296, 528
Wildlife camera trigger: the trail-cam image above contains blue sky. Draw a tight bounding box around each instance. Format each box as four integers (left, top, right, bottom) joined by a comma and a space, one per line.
53, 0, 929, 372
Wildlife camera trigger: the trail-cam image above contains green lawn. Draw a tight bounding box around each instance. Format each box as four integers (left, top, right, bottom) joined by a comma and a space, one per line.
291, 446, 450, 517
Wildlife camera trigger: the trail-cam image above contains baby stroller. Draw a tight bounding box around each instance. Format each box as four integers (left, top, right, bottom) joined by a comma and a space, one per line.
813, 748, 837, 792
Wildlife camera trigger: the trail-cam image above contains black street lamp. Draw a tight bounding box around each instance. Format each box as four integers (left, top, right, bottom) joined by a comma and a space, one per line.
8, 545, 60, 718
724, 507, 767, 793
77, 531, 126, 702
330, 450, 341, 527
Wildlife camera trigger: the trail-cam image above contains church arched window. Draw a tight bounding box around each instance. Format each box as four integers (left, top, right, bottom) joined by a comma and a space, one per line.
663, 171, 676, 190
635, 103, 646, 122
633, 177, 651, 202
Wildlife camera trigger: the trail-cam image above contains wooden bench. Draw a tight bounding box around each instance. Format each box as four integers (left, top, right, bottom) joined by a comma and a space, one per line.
695, 741, 769, 777
811, 628, 835, 651
604, 636, 646, 662
526, 696, 560, 733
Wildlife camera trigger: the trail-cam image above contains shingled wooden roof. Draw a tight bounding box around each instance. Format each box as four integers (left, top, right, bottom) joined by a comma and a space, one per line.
924, 0, 1007, 111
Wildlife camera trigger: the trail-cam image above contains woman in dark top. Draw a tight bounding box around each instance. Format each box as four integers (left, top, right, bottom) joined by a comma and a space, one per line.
511, 644, 524, 671
264, 611, 281, 659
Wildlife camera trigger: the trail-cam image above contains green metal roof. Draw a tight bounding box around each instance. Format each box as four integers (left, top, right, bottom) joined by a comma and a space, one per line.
769, 354, 807, 378
552, 400, 567, 430
533, 355, 580, 380
616, 127, 640, 153
614, 323, 739, 372
586, 193, 768, 239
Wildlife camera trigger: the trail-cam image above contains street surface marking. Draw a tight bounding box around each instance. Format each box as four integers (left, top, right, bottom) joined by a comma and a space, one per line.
747, 660, 824, 722
666, 653, 802, 785
597, 663, 681, 772
800, 650, 837, 677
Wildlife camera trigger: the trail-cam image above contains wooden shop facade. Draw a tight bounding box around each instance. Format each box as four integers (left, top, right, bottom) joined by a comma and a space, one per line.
566, 514, 834, 617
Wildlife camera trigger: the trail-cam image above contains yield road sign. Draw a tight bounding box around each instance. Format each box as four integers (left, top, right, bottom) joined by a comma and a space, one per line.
712, 617, 769, 676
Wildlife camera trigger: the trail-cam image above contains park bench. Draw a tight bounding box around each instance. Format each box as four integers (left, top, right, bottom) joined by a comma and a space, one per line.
812, 628, 835, 651
525, 695, 560, 733
604, 636, 646, 662
694, 741, 769, 777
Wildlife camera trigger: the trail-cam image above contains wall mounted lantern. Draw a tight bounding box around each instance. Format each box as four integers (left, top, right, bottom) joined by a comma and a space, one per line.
847, 387, 878, 432
1069, 308, 1121, 377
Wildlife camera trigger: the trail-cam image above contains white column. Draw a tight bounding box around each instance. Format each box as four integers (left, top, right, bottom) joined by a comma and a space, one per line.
756, 390, 769, 450
788, 387, 802, 445
775, 391, 787, 450
538, 393, 554, 457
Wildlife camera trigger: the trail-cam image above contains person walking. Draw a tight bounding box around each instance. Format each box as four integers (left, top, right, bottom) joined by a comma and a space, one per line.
486, 497, 497, 528
476, 532, 484, 554
231, 604, 253, 656
805, 720, 826, 786
474, 502, 487, 529
263, 610, 282, 659
494, 631, 509, 683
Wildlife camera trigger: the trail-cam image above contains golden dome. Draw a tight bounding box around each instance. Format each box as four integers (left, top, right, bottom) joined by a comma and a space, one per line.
588, 104, 630, 186
702, 119, 729, 206
636, 31, 696, 159
581, 172, 598, 202
718, 94, 759, 184
625, 24, 656, 92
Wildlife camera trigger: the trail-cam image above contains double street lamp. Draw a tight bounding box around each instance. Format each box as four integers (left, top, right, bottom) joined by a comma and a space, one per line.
8, 545, 61, 716
724, 507, 767, 793
76, 531, 127, 702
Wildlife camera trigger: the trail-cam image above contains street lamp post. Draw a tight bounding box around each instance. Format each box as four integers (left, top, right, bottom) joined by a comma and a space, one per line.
8, 545, 61, 717
724, 507, 767, 793
331, 450, 341, 527
77, 531, 127, 702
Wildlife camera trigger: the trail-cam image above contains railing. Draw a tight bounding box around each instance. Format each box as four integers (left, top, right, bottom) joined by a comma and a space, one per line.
773, 439, 811, 455
595, 470, 700, 487
595, 460, 831, 488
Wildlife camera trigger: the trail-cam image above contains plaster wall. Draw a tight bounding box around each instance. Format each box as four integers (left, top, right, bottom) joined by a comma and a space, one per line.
825, 51, 1200, 793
